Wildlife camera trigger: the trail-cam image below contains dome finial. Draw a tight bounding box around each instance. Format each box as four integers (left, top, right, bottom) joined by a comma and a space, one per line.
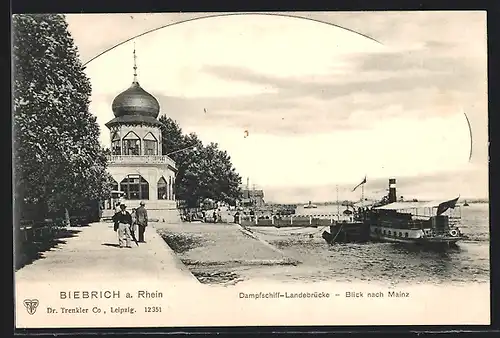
133, 41, 138, 83
111, 41, 160, 119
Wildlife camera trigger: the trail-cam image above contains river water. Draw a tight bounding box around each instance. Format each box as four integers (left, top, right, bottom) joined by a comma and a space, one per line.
160, 203, 489, 286
242, 203, 490, 286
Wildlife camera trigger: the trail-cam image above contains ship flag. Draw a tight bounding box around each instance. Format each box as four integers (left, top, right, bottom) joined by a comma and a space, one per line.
436, 196, 460, 216
352, 176, 367, 192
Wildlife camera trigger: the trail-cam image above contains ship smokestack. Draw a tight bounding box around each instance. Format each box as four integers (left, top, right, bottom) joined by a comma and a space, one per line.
388, 178, 397, 203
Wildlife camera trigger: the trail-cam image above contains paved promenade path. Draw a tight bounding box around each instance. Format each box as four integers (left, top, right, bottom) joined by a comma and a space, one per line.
15, 222, 199, 284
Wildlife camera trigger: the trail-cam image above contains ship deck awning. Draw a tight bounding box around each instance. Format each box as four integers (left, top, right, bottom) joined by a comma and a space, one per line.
354, 200, 378, 208
373, 199, 458, 211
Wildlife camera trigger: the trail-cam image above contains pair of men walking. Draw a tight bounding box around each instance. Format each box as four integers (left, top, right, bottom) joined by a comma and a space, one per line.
113, 201, 148, 248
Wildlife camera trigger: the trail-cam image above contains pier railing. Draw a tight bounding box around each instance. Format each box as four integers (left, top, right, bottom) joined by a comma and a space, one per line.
239, 214, 353, 227
107, 155, 176, 167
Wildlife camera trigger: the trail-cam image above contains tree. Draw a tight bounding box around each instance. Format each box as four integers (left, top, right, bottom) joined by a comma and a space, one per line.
199, 142, 242, 206
12, 14, 112, 224
159, 115, 242, 208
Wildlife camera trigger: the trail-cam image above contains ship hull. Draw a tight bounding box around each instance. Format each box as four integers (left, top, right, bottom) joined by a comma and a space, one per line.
369, 225, 463, 246
322, 222, 371, 244
370, 234, 461, 246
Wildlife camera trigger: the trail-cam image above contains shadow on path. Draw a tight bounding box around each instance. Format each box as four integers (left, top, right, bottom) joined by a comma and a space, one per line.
15, 228, 81, 271
102, 243, 121, 248
72, 223, 91, 228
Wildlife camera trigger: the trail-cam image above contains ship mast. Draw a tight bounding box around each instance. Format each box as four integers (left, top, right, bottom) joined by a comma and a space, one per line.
336, 184, 340, 221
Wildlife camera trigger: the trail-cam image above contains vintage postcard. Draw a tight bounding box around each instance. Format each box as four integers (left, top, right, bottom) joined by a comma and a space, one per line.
13, 11, 489, 329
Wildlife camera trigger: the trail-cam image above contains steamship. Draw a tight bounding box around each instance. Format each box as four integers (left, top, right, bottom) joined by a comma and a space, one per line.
303, 201, 318, 209
364, 179, 465, 246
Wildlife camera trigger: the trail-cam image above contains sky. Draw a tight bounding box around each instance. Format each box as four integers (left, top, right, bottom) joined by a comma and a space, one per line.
66, 11, 489, 203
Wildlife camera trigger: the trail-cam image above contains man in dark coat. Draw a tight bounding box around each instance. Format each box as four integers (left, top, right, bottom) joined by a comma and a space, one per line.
135, 201, 148, 243
112, 204, 133, 248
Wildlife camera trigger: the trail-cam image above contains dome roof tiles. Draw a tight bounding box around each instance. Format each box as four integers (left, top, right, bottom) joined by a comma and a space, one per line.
111, 81, 160, 118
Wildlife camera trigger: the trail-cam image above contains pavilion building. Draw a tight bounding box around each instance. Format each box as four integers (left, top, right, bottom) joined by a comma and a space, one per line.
102, 45, 177, 219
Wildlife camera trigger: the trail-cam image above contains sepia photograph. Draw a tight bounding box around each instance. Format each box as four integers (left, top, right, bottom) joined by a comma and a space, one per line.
13, 11, 489, 328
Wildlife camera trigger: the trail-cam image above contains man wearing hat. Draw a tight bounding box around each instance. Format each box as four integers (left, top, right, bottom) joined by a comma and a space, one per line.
135, 201, 149, 243
112, 204, 133, 248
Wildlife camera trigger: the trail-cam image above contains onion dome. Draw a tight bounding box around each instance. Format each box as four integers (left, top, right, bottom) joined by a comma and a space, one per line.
111, 81, 160, 118
105, 43, 163, 129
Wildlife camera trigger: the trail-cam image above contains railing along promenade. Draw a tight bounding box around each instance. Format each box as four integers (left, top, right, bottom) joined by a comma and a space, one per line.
17, 217, 90, 243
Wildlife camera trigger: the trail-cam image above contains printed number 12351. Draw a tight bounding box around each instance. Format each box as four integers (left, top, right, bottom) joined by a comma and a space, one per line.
145, 306, 162, 313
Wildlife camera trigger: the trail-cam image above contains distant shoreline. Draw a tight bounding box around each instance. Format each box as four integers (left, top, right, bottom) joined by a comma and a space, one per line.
266, 199, 489, 206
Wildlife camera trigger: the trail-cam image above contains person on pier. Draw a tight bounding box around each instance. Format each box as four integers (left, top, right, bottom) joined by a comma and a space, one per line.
234, 211, 241, 224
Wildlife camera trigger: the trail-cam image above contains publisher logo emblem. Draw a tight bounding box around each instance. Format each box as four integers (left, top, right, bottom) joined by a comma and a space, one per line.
23, 299, 39, 315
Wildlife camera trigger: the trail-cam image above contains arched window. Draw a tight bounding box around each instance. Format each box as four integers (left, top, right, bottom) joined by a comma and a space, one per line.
157, 177, 168, 199
120, 174, 149, 200
143, 132, 158, 155
111, 132, 121, 155
122, 132, 141, 155
110, 178, 119, 191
